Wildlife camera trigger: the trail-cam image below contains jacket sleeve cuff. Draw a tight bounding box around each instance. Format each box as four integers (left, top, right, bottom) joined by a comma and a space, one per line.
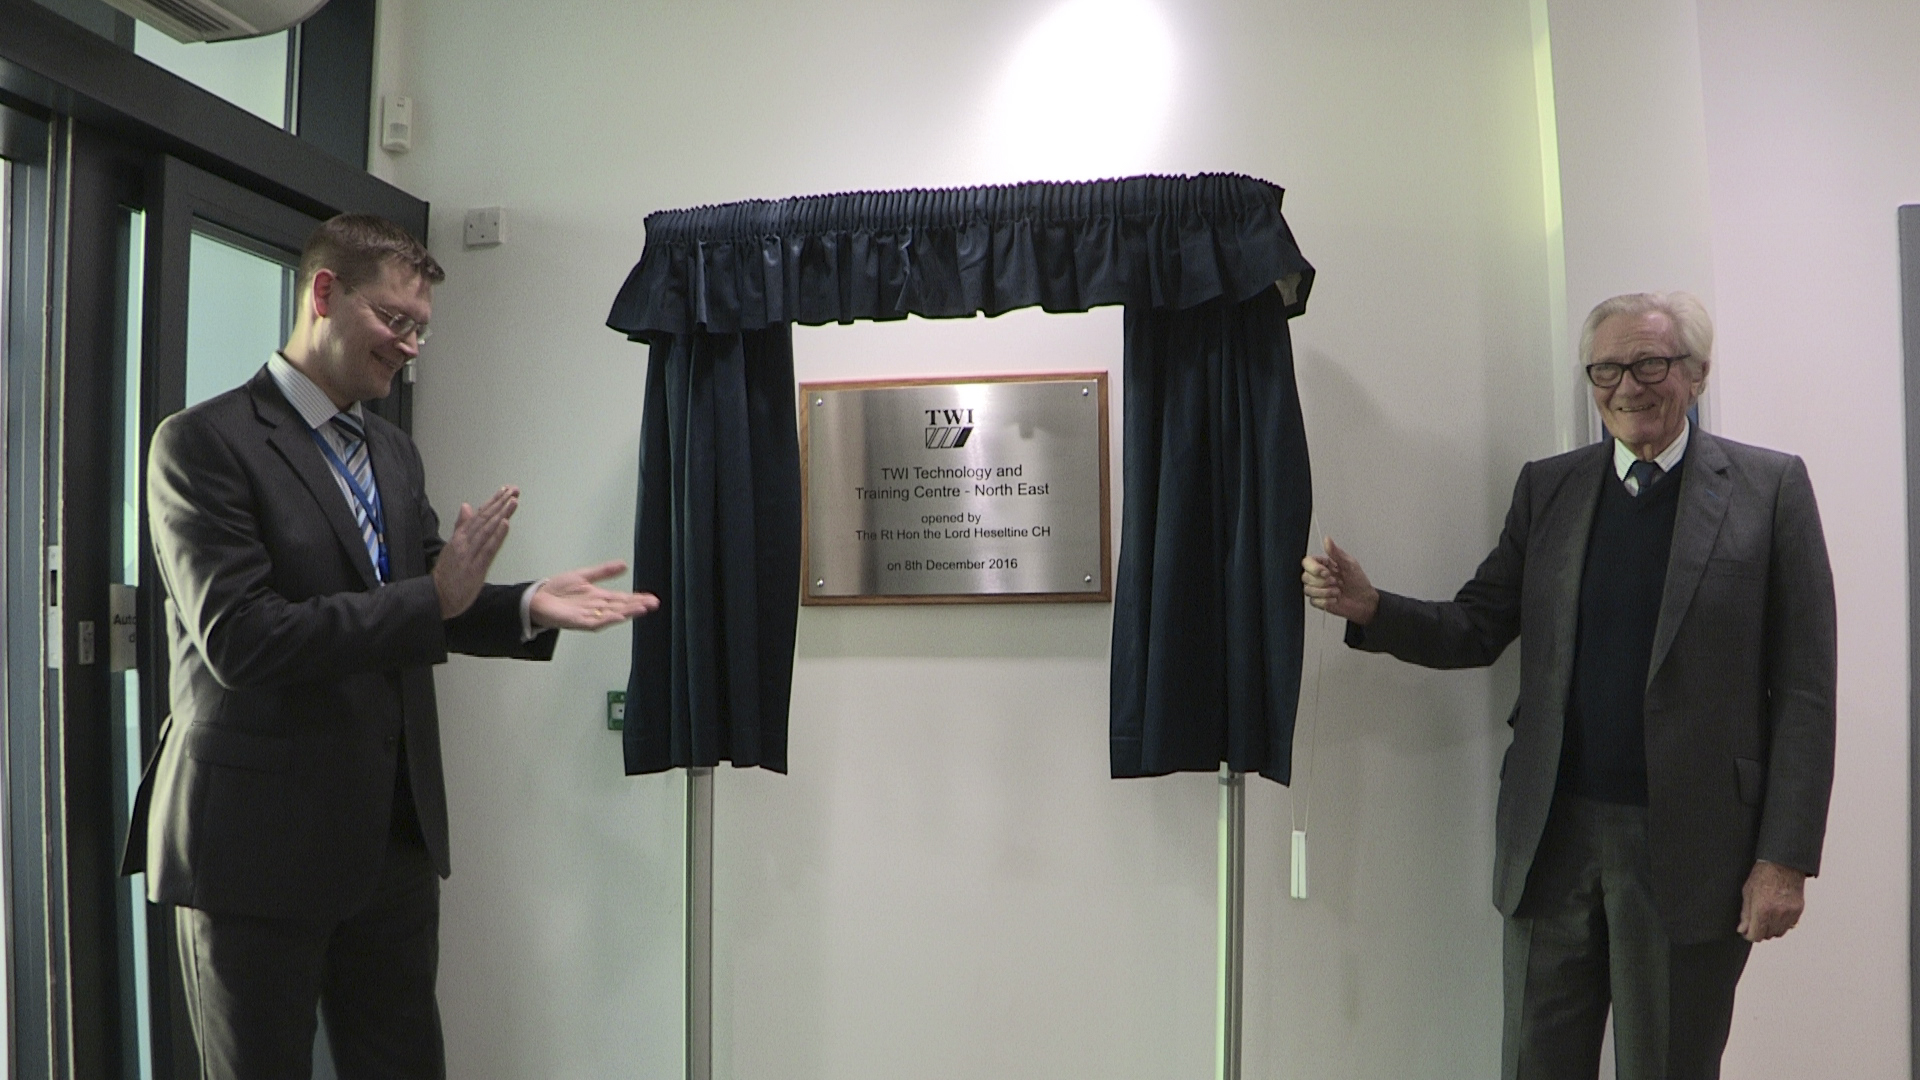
1343, 591, 1409, 653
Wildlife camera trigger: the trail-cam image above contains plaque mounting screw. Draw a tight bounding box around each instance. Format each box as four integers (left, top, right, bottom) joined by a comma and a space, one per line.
815, 578, 825, 587
1084, 574, 1093, 583
1082, 387, 1090, 396
813, 397, 823, 406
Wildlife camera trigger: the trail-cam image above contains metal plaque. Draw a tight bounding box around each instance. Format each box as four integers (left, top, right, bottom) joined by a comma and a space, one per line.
801, 373, 1111, 604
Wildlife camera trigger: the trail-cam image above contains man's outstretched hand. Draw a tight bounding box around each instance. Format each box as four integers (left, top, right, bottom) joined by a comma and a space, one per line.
434, 486, 518, 619
530, 560, 661, 631
1301, 536, 1380, 625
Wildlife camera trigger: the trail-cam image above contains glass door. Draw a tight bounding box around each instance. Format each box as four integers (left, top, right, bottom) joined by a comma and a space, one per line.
127, 157, 325, 1079
59, 147, 322, 1079
111, 212, 299, 1080
180, 227, 295, 407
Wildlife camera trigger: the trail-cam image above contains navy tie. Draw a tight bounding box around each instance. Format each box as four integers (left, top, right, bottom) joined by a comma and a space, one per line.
1625, 459, 1664, 497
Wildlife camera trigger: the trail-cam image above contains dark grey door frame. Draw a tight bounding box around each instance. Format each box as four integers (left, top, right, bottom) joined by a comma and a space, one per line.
3, 96, 58, 1080
54, 117, 148, 1080
1902, 203, 1920, 1080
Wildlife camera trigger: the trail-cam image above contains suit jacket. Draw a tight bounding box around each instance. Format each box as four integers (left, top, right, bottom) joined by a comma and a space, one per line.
123, 368, 557, 922
1351, 430, 1835, 943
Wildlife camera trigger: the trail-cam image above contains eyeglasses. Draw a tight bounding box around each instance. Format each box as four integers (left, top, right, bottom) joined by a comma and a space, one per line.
356, 294, 432, 344
1584, 354, 1688, 388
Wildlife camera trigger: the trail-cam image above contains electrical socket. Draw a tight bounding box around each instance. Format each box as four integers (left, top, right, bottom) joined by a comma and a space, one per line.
463, 206, 505, 248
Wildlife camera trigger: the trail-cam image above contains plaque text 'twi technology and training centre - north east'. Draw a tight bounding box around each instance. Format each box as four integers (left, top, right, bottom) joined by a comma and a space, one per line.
800, 374, 1111, 604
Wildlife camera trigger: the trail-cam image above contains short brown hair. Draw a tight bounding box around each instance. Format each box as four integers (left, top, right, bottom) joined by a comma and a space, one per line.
297, 213, 445, 294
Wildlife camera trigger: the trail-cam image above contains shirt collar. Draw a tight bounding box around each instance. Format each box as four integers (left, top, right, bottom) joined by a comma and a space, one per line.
1612, 418, 1690, 481
267, 352, 363, 432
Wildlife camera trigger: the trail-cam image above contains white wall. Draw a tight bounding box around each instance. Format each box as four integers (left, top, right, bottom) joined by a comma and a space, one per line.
1545, 0, 1719, 442
1547, 0, 1719, 324
1689, 2, 1915, 1075
369, 0, 1911, 1076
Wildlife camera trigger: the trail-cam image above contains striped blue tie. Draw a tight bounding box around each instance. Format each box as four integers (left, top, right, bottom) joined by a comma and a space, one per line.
330, 413, 385, 578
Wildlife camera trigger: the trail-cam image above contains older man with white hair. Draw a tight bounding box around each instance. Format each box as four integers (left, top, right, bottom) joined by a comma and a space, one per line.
1303, 293, 1836, 1080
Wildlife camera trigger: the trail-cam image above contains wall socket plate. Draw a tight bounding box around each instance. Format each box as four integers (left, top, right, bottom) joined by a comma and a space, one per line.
606, 690, 626, 731
463, 206, 505, 248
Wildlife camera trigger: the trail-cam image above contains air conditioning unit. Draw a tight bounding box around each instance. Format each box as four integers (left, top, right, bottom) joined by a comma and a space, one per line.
101, 0, 331, 43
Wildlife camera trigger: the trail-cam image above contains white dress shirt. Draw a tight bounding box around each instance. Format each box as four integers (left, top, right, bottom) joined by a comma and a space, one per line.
1612, 419, 1690, 496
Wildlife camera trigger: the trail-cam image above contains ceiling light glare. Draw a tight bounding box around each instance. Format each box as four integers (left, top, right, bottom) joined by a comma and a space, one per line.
979, 0, 1178, 183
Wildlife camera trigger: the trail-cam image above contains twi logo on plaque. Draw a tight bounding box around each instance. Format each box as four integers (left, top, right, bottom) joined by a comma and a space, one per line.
801, 374, 1111, 604
924, 408, 975, 449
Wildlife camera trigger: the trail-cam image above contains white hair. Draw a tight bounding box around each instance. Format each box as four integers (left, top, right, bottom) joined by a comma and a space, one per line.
1577, 292, 1713, 381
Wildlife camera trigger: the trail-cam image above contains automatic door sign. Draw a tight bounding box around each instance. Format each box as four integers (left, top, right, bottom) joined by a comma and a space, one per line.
801, 374, 1111, 604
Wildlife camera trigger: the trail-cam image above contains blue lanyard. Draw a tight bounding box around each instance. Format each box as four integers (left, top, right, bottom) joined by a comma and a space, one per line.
310, 426, 390, 583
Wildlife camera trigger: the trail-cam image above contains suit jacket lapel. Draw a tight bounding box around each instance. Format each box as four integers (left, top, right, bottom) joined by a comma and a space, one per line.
1540, 443, 1609, 709
1648, 430, 1732, 683
250, 370, 382, 590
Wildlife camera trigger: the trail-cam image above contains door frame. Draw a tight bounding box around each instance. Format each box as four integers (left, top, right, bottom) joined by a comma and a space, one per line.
2, 95, 55, 1080
1900, 203, 1920, 1080
1, 3, 431, 1074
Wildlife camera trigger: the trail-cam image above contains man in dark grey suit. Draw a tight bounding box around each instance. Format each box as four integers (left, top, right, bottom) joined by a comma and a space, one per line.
1302, 292, 1834, 1080
126, 215, 658, 1077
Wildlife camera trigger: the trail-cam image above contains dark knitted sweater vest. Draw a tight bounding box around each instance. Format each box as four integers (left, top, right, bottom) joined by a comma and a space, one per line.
1558, 455, 1684, 805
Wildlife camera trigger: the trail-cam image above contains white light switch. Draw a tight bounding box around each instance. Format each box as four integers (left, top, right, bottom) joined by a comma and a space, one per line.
463, 206, 506, 248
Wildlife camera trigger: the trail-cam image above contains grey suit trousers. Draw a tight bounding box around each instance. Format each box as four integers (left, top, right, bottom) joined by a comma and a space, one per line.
1503, 795, 1750, 1080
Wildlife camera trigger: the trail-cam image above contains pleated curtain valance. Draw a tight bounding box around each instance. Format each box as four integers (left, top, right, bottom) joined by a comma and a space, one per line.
608, 174, 1316, 785
606, 174, 1314, 338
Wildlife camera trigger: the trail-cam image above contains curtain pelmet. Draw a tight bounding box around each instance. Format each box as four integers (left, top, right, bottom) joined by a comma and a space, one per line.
608, 175, 1313, 338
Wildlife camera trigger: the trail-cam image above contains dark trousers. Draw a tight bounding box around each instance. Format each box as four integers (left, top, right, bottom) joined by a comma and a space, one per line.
175, 831, 444, 1080
1502, 795, 1751, 1080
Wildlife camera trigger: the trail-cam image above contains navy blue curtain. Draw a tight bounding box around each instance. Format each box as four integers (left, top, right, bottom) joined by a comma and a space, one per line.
623, 328, 801, 773
607, 174, 1314, 781
1110, 288, 1312, 782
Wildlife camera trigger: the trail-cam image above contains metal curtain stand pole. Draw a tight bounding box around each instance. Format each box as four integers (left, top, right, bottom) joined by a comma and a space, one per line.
686, 767, 715, 1080
1217, 766, 1247, 1080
